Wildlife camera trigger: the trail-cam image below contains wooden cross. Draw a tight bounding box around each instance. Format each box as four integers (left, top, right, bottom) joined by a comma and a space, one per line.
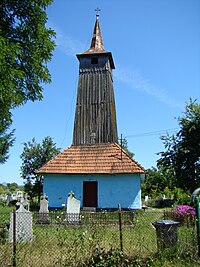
95, 7, 101, 18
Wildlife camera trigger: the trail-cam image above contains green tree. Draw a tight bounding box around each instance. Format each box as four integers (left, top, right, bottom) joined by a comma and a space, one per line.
142, 166, 176, 198
0, 0, 55, 163
20, 136, 60, 202
0, 183, 7, 194
0, 119, 15, 163
120, 138, 135, 158
7, 182, 18, 192
158, 99, 200, 193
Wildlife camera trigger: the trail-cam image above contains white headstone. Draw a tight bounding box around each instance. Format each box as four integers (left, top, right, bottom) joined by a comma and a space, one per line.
9, 204, 33, 242
66, 192, 80, 223
39, 194, 49, 213
23, 194, 30, 211
39, 194, 49, 223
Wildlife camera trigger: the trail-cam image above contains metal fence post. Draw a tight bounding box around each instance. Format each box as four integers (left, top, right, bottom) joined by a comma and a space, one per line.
13, 209, 16, 267
194, 197, 200, 257
192, 188, 200, 257
118, 203, 123, 252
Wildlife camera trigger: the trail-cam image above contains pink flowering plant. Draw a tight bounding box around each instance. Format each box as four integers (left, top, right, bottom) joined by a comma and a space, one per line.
172, 205, 196, 226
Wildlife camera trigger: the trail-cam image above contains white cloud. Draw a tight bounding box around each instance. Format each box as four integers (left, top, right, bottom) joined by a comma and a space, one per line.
47, 22, 182, 108
114, 64, 183, 108
48, 22, 85, 56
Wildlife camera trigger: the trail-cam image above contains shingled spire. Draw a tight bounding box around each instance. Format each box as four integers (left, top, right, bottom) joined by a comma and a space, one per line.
73, 13, 118, 145
87, 12, 105, 53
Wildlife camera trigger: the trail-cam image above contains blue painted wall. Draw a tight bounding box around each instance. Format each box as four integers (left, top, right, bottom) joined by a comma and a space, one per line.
43, 174, 142, 209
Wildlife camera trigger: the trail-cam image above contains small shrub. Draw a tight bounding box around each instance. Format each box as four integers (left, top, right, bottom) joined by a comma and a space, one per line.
0, 222, 9, 244
0, 200, 6, 207
172, 205, 196, 226
85, 247, 123, 266
172, 187, 191, 205
155, 198, 174, 208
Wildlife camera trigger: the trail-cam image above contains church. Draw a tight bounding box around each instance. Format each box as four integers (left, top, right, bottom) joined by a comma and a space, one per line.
36, 12, 146, 209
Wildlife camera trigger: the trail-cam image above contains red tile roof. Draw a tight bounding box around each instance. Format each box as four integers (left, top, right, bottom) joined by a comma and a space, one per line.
36, 143, 146, 175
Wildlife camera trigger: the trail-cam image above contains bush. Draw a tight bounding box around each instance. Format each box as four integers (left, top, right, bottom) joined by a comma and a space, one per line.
0, 222, 9, 244
171, 205, 196, 226
172, 188, 192, 205
86, 247, 123, 266
155, 198, 175, 208
0, 200, 6, 207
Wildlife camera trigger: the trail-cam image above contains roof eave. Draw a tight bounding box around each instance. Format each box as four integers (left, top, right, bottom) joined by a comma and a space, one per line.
36, 170, 146, 175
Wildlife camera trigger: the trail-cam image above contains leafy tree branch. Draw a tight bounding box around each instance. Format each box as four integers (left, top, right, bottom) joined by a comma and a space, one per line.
0, 0, 55, 163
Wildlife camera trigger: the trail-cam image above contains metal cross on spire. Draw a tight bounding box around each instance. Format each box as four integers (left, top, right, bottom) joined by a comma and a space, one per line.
95, 7, 101, 18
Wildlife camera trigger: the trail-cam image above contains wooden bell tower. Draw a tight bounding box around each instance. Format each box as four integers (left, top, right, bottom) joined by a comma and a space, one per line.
73, 12, 118, 145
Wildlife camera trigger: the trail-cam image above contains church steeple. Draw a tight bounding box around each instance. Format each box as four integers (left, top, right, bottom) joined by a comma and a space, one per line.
78, 12, 115, 68
87, 12, 105, 53
73, 14, 118, 145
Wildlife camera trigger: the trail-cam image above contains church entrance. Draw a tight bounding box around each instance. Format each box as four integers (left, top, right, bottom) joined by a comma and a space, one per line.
83, 181, 98, 208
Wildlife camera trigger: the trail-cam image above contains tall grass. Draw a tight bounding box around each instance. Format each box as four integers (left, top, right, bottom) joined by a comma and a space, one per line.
0, 207, 200, 266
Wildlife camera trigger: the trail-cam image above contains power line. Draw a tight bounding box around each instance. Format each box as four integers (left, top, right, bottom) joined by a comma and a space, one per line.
60, 77, 78, 149
125, 128, 179, 138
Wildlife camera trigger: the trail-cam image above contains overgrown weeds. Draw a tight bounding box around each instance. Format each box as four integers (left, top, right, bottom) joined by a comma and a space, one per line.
0, 208, 199, 266
81, 246, 200, 267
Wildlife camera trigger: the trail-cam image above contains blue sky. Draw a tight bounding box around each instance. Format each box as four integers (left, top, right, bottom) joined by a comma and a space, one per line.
1, 0, 200, 185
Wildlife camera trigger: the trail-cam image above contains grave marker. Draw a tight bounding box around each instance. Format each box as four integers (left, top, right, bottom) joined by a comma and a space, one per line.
66, 192, 80, 223
9, 204, 33, 242
39, 194, 49, 223
16, 194, 30, 211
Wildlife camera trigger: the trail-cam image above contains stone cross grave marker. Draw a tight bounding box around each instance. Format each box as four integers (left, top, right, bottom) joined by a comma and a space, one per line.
66, 192, 80, 223
16, 193, 30, 211
9, 204, 33, 242
39, 193, 49, 223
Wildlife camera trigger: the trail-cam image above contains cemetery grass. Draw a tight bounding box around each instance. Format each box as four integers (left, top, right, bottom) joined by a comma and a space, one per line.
11, 224, 200, 266
0, 207, 200, 266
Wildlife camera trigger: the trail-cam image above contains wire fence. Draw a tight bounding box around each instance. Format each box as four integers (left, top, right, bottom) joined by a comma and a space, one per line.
0, 209, 198, 266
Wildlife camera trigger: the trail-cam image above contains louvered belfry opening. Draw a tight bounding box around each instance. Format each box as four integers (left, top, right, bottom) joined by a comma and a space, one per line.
72, 15, 118, 145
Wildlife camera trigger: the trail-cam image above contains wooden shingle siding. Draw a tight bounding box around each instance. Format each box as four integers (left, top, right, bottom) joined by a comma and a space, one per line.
73, 56, 118, 145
